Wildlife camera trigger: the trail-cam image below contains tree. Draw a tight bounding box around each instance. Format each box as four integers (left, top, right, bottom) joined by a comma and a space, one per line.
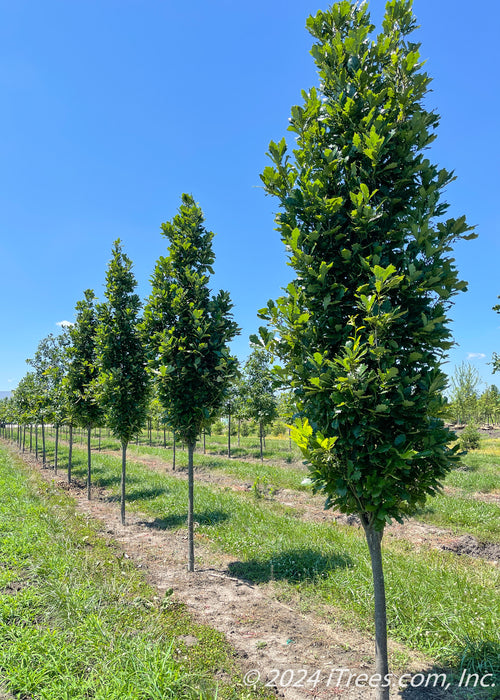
12, 373, 39, 452
66, 290, 103, 491
256, 1, 474, 696
241, 348, 278, 461
478, 385, 500, 426
143, 194, 239, 571
223, 362, 242, 458
27, 332, 69, 467
277, 389, 297, 449
448, 361, 481, 425
490, 300, 500, 407
96, 241, 150, 525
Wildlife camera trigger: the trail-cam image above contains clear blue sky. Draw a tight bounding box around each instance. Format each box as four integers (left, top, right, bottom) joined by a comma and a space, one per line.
1, 0, 498, 393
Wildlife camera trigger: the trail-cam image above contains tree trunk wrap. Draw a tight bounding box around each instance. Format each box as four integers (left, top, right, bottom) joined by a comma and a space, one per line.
54, 424, 59, 474
41, 419, 46, 465
87, 426, 92, 500
361, 517, 389, 700
68, 424, 73, 484
187, 441, 195, 572
121, 442, 127, 526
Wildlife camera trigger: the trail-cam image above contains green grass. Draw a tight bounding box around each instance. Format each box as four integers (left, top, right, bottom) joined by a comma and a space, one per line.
42, 425, 309, 492
28, 439, 500, 685
44, 424, 303, 465
0, 445, 273, 700
416, 493, 500, 542
42, 427, 500, 544
447, 441, 500, 493
131, 443, 308, 491
28, 424, 500, 549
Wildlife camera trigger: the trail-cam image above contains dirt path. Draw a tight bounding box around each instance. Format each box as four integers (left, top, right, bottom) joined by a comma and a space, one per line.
8, 444, 469, 700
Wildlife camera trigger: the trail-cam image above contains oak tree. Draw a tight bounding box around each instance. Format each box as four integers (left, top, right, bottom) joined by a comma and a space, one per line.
257, 1, 475, 695
144, 194, 239, 571
96, 241, 150, 525
66, 289, 103, 490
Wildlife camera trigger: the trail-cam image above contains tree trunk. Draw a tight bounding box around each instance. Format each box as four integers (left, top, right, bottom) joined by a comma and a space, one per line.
87, 425, 92, 500
187, 441, 195, 572
238, 419, 240, 448
98, 427, 101, 452
35, 424, 38, 460
68, 424, 73, 484
361, 517, 389, 700
121, 441, 127, 525
259, 422, 263, 462
172, 433, 176, 471
54, 424, 59, 474
228, 408, 231, 459
29, 424, 32, 453
203, 429, 206, 454
41, 419, 46, 465
163, 426, 166, 448
22, 426, 26, 453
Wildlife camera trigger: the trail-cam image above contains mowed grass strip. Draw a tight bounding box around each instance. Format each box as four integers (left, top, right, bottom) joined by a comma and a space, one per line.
41, 442, 500, 680
42, 428, 500, 543
40, 426, 309, 492
0, 446, 273, 700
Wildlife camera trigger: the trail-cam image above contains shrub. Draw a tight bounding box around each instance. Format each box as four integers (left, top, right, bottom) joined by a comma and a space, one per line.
459, 424, 481, 451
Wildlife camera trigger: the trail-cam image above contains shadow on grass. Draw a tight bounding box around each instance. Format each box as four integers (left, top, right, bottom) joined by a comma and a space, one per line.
104, 485, 169, 503
397, 637, 500, 698
227, 547, 352, 584
140, 509, 229, 530
92, 474, 127, 489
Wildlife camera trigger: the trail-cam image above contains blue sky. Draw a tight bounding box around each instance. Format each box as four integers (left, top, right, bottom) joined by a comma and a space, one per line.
1, 0, 498, 393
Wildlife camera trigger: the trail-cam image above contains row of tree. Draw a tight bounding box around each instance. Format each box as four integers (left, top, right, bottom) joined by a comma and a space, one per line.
0, 2, 481, 696
447, 362, 500, 426
0, 341, 289, 467
1, 195, 253, 573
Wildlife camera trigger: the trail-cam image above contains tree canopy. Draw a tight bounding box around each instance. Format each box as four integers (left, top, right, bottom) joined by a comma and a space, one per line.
257, 0, 475, 694
144, 194, 239, 445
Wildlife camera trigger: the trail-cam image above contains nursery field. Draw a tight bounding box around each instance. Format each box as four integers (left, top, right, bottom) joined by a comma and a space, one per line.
0, 432, 499, 699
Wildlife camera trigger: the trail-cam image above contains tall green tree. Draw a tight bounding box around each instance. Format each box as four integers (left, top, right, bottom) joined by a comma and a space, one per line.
143, 194, 239, 571
27, 333, 69, 467
448, 361, 481, 425
241, 348, 278, 461
66, 290, 103, 491
12, 373, 40, 452
478, 384, 500, 426
256, 1, 475, 695
223, 361, 242, 458
96, 241, 150, 525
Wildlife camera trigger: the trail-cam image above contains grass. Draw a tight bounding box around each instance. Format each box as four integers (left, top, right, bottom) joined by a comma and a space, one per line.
448, 441, 500, 493
0, 445, 273, 700
416, 493, 500, 542
42, 425, 500, 543
45, 424, 303, 465
23, 438, 500, 687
